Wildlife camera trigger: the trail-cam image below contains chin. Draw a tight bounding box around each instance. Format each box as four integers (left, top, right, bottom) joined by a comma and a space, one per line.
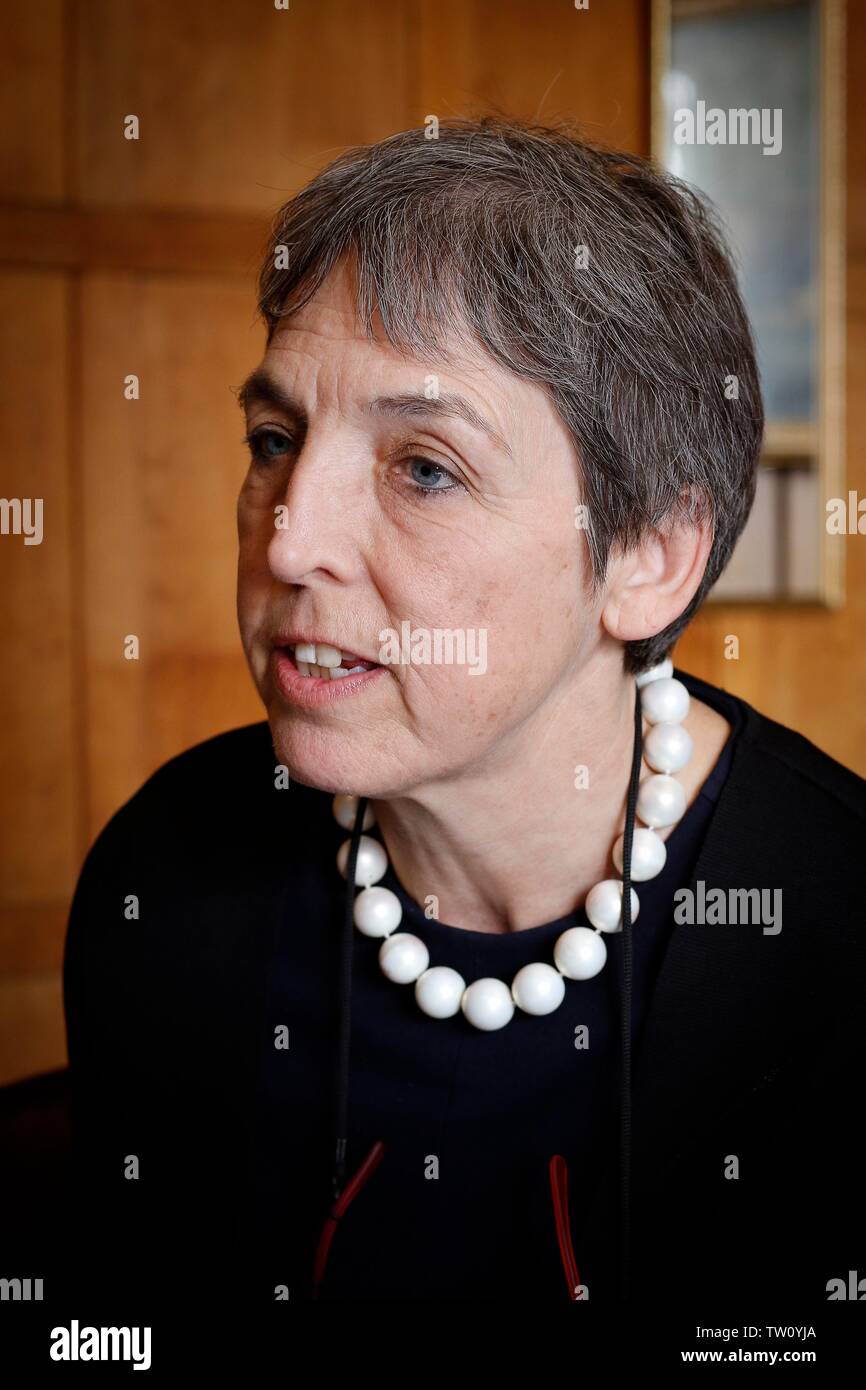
265, 711, 399, 799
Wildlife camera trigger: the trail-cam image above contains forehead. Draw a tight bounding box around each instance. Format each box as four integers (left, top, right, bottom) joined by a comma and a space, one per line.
261, 258, 543, 430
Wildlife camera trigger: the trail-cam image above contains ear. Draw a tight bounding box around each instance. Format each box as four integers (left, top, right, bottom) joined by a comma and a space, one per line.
601, 497, 713, 646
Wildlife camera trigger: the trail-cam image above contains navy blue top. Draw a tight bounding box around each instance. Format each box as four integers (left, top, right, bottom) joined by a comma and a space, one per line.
252, 677, 744, 1301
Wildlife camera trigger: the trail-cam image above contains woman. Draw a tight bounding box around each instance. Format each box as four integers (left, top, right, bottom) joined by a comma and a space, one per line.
64, 117, 865, 1320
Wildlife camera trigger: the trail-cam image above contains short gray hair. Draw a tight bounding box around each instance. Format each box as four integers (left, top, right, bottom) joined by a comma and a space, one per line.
257, 116, 764, 673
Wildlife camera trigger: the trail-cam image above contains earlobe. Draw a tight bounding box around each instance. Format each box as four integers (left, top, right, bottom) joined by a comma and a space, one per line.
602, 587, 661, 644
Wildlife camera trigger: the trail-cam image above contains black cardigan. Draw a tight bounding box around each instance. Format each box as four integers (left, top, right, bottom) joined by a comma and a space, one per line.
56, 670, 866, 1328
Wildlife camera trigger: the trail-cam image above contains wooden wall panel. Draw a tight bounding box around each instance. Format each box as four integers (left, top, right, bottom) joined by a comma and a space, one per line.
0, 272, 77, 1085
0, 272, 77, 897
416, 0, 647, 150
0, 1, 65, 202
80, 273, 264, 838
0, 973, 65, 1085
75, 0, 414, 211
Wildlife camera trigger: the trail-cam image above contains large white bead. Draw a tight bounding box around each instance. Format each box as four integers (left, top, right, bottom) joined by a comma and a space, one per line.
332, 793, 376, 831
637, 773, 687, 829
635, 658, 673, 688
415, 965, 465, 1019
353, 885, 402, 938
585, 879, 640, 933
644, 721, 693, 774
511, 961, 566, 1016
336, 834, 387, 886
461, 977, 515, 1031
612, 826, 667, 881
554, 926, 607, 980
378, 932, 429, 983
640, 676, 690, 726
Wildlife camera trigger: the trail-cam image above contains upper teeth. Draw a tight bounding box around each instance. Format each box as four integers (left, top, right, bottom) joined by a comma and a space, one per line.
290, 642, 374, 680
293, 642, 357, 667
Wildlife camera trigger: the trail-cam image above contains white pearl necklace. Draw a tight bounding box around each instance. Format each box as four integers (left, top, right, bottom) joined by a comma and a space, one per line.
333, 660, 692, 1032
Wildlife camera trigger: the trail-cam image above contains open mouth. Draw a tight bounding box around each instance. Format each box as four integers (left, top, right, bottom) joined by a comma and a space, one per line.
280, 641, 380, 681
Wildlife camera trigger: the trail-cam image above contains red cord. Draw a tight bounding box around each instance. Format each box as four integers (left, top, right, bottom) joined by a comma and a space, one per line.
549, 1154, 581, 1299
315, 1145, 578, 1299
312, 1140, 386, 1297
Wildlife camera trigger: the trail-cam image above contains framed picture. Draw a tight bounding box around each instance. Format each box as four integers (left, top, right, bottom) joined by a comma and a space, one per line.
651, 0, 845, 603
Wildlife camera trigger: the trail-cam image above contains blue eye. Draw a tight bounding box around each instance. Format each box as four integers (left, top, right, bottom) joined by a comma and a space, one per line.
245, 427, 295, 463
407, 457, 460, 495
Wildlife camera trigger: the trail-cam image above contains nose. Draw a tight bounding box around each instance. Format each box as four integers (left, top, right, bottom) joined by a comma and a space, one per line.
266, 432, 365, 587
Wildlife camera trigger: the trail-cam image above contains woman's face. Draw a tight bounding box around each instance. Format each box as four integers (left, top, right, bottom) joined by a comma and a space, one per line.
237, 258, 605, 797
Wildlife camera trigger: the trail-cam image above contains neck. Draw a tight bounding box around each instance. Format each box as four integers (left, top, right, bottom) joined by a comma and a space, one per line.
372, 651, 640, 935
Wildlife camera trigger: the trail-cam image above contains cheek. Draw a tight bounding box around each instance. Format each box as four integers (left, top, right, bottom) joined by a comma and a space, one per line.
235, 558, 271, 671
383, 524, 583, 687
385, 574, 532, 723
235, 557, 257, 618
398, 657, 520, 747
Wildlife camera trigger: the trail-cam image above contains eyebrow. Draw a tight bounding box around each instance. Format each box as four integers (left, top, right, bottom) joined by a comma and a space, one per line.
237, 369, 513, 460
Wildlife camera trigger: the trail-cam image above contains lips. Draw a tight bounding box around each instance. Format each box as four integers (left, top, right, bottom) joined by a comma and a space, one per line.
270, 644, 386, 705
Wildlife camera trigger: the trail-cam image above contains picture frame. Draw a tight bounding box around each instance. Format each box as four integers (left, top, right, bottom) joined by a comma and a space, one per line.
651, 0, 846, 604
